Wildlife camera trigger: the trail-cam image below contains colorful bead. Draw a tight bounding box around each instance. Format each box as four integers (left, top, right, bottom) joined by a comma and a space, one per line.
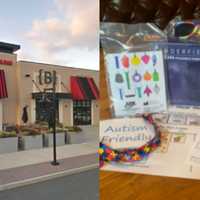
99, 114, 161, 168
99, 148, 104, 155
105, 148, 112, 154
144, 146, 150, 153
110, 151, 116, 157
132, 153, 140, 161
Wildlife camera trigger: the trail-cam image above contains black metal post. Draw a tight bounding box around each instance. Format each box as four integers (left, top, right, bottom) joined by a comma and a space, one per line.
51, 70, 59, 166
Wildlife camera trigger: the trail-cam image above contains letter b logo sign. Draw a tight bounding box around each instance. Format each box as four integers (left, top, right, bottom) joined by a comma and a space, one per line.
39, 70, 56, 85
44, 71, 52, 84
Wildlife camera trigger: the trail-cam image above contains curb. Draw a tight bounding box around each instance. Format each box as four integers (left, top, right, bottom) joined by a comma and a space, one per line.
0, 163, 98, 192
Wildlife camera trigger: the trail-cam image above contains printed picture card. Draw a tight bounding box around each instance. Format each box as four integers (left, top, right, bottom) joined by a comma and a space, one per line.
105, 50, 167, 117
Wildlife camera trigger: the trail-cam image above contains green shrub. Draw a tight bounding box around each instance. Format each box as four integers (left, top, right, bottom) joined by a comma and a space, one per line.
25, 131, 41, 136
65, 126, 82, 132
20, 126, 40, 134
47, 126, 82, 133
0, 131, 17, 138
56, 122, 64, 128
47, 127, 64, 134
35, 121, 48, 127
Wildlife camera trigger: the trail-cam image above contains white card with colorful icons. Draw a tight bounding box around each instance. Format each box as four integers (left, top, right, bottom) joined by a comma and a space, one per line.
105, 50, 167, 117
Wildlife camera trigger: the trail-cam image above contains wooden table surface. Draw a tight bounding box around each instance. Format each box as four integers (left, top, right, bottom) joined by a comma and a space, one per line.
99, 51, 200, 200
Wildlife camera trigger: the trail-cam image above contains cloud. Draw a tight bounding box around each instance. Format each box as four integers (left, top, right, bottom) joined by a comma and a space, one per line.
24, 0, 99, 69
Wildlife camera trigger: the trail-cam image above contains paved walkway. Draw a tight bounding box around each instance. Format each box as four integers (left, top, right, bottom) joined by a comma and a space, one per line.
0, 142, 98, 191
70, 125, 99, 144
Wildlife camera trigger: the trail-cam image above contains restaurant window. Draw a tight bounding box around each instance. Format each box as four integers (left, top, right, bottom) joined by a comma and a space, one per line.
73, 100, 91, 125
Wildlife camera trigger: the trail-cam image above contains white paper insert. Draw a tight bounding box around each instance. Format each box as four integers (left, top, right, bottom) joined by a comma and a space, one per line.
105, 50, 167, 117
100, 118, 155, 149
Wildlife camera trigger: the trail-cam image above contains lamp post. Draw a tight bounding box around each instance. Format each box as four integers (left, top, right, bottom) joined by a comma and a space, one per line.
31, 70, 59, 166
51, 70, 59, 166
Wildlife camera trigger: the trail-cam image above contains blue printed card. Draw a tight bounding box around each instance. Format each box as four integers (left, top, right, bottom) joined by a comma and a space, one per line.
158, 42, 200, 107
105, 50, 167, 117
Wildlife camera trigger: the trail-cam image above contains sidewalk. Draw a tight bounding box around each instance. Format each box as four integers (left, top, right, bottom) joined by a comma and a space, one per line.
71, 125, 99, 144
0, 142, 98, 191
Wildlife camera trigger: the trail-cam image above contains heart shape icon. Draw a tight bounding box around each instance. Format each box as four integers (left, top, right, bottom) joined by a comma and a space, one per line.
141, 55, 150, 64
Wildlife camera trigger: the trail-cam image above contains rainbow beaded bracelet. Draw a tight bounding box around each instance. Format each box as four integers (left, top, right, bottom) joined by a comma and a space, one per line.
99, 114, 161, 168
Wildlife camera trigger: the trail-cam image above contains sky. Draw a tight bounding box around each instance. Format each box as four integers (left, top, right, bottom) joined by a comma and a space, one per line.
0, 0, 99, 70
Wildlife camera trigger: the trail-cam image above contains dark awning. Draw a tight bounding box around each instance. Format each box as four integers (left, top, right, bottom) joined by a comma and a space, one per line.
32, 92, 72, 100
0, 42, 20, 53
0, 70, 8, 99
70, 76, 99, 100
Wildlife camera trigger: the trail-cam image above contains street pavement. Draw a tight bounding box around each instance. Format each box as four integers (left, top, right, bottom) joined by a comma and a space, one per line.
0, 153, 97, 190
0, 125, 99, 196
0, 169, 99, 200
0, 142, 98, 191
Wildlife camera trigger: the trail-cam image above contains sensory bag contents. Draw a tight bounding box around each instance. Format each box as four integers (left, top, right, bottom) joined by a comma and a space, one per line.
105, 50, 167, 117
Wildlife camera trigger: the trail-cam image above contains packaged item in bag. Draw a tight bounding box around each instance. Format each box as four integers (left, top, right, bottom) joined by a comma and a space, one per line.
100, 23, 168, 117
166, 18, 200, 42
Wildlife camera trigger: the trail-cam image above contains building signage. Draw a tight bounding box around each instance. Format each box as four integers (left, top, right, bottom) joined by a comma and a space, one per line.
0, 59, 12, 66
38, 69, 57, 85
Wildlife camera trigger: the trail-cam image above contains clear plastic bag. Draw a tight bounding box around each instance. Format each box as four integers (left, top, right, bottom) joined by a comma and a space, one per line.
165, 17, 200, 43
100, 23, 168, 118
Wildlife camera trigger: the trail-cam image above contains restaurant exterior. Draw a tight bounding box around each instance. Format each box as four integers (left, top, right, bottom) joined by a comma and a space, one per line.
0, 42, 99, 130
